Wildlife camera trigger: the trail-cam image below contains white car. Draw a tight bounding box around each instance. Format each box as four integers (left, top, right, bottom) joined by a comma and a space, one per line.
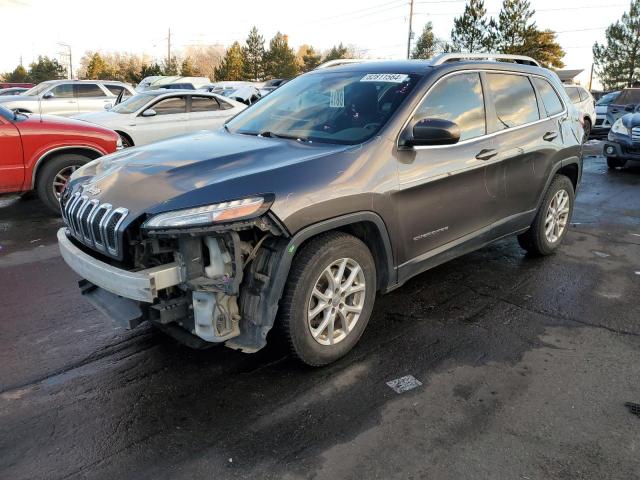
73, 90, 246, 147
136, 76, 212, 92
564, 85, 596, 139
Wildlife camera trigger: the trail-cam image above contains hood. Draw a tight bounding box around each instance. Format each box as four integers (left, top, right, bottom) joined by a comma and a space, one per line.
73, 110, 122, 126
19, 112, 115, 131
67, 130, 352, 222
617, 112, 640, 130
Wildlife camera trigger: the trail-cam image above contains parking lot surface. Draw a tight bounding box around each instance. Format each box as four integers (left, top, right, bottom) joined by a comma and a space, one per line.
1, 145, 639, 480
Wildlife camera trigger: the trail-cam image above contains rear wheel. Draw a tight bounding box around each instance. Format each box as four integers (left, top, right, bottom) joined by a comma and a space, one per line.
583, 118, 591, 142
279, 232, 376, 366
606, 156, 626, 169
36, 153, 92, 213
518, 175, 574, 256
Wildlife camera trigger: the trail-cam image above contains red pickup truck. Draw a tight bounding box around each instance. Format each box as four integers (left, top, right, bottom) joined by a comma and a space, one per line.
0, 104, 120, 212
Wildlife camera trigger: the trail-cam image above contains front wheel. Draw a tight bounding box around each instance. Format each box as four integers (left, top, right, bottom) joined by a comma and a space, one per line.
518, 175, 575, 256
279, 232, 377, 366
36, 153, 91, 213
606, 156, 627, 170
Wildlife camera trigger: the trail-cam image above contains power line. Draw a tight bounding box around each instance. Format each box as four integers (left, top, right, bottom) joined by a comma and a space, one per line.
309, 0, 407, 24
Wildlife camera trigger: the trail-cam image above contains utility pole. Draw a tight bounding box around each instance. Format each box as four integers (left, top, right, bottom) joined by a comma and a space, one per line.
167, 28, 171, 70
588, 63, 594, 91
406, 0, 415, 59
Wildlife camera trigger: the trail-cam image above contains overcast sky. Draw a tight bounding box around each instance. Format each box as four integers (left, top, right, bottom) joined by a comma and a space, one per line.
0, 0, 630, 87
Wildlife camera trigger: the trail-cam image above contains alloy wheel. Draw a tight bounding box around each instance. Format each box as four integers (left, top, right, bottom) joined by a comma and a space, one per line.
52, 165, 79, 199
545, 189, 570, 243
307, 257, 366, 346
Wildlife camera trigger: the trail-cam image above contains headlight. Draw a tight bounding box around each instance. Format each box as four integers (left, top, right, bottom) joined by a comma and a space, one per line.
143, 197, 266, 229
611, 118, 630, 135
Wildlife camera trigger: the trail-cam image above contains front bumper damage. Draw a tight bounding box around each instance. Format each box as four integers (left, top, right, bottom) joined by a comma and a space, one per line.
57, 215, 290, 352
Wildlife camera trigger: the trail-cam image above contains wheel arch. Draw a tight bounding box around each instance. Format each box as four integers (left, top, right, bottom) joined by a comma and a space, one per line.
32, 146, 104, 188
232, 212, 396, 353
114, 130, 134, 147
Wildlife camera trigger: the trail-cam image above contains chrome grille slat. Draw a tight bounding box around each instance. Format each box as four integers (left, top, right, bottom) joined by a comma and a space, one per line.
632, 127, 640, 142
61, 192, 128, 258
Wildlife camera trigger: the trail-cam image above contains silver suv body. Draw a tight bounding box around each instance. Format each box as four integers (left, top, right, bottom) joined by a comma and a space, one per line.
0, 80, 135, 116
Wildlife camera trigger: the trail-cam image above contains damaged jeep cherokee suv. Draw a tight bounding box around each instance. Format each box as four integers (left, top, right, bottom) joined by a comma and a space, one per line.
58, 53, 583, 366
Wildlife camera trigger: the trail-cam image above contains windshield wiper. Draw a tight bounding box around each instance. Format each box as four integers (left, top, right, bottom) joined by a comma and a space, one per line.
258, 131, 309, 142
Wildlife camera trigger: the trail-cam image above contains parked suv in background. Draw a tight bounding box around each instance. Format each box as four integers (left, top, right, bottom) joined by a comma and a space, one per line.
0, 80, 135, 116
58, 54, 583, 366
593, 90, 619, 138
564, 85, 595, 140
606, 88, 640, 127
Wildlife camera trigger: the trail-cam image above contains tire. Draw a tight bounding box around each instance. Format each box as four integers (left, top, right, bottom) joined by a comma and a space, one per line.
583, 118, 591, 143
517, 175, 575, 256
606, 156, 626, 169
279, 231, 377, 366
36, 153, 92, 213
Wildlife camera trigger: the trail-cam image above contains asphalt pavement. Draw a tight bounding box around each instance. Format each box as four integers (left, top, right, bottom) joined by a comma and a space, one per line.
1, 144, 639, 480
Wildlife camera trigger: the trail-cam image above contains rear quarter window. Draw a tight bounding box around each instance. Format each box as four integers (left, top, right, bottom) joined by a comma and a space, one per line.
565, 87, 581, 104
532, 77, 564, 117
486, 73, 539, 129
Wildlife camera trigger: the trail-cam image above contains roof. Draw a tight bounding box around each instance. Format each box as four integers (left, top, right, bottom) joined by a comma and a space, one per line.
307, 58, 549, 76
41, 79, 131, 85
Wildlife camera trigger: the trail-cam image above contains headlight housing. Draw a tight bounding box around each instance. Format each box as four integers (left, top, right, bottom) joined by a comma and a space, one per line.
611, 118, 630, 136
143, 197, 266, 229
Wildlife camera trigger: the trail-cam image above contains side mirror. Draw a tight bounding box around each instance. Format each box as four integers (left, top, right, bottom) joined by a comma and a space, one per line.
104, 103, 113, 110
42, 91, 54, 99
141, 109, 157, 117
625, 104, 635, 112
402, 118, 461, 147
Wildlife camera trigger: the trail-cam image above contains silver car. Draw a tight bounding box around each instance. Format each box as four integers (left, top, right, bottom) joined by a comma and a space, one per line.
0, 80, 135, 116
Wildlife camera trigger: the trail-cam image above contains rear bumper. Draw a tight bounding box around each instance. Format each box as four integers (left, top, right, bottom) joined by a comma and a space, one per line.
57, 228, 182, 302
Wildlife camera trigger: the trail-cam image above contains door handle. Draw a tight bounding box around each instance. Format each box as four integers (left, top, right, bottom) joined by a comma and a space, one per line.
475, 149, 498, 161
543, 131, 558, 141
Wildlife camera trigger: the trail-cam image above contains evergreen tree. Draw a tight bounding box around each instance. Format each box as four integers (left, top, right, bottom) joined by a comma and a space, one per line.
242, 26, 265, 81
323, 43, 350, 62
3, 65, 30, 83
214, 42, 245, 81
263, 32, 298, 79
487, 0, 565, 68
28, 56, 66, 83
490, 0, 535, 54
140, 63, 163, 79
451, 0, 489, 52
412, 22, 439, 59
162, 56, 180, 76
301, 46, 321, 72
84, 53, 112, 79
593, 0, 640, 89
180, 57, 199, 76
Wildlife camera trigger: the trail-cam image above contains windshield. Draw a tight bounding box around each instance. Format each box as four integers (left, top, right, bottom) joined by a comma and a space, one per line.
226, 71, 422, 145
22, 82, 53, 96
596, 91, 620, 106
111, 93, 155, 114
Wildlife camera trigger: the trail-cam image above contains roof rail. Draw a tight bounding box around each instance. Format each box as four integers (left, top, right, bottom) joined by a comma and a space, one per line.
315, 59, 370, 70
430, 53, 541, 67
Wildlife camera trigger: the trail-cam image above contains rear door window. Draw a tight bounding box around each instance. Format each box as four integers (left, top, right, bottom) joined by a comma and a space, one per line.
104, 84, 124, 96
578, 87, 590, 102
149, 96, 186, 115
532, 77, 564, 117
486, 73, 539, 130
190, 96, 220, 112
415, 72, 486, 141
75, 84, 106, 97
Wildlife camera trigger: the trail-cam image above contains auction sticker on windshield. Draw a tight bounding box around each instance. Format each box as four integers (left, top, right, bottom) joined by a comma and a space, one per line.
360, 73, 409, 83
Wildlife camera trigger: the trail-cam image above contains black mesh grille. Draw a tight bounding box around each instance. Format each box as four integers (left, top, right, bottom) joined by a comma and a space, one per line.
92, 208, 108, 243
105, 212, 123, 248
80, 203, 95, 237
